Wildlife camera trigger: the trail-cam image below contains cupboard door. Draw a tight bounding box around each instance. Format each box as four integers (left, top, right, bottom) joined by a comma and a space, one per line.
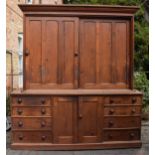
78, 97, 102, 143
42, 17, 79, 89
53, 97, 77, 144
25, 17, 78, 89
79, 19, 130, 89
25, 17, 43, 89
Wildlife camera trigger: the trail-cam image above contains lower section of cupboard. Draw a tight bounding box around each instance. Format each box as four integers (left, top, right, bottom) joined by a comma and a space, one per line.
11, 141, 142, 150
11, 89, 143, 150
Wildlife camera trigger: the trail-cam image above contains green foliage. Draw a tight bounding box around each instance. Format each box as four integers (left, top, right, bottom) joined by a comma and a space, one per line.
134, 72, 149, 112
64, 0, 149, 73
6, 95, 11, 116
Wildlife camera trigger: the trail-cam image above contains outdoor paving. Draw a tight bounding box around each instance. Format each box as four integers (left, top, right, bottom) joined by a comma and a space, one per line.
6, 121, 149, 155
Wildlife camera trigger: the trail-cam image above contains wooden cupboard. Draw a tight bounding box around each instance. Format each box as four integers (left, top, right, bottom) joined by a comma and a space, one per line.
11, 5, 143, 150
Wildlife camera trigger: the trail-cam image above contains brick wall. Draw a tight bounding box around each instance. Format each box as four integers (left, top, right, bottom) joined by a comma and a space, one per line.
6, 0, 25, 91
6, 0, 63, 92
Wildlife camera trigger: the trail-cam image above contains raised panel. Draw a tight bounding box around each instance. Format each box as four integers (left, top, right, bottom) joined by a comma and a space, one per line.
42, 20, 59, 86
26, 18, 42, 88
98, 22, 112, 84
78, 97, 102, 143
112, 22, 128, 86
80, 21, 96, 87
53, 97, 77, 144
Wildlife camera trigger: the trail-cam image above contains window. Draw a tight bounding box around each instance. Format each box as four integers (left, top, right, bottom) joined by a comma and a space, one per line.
26, 0, 33, 4
18, 33, 23, 88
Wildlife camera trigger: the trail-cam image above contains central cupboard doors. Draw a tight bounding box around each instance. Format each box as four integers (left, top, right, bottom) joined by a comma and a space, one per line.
25, 17, 78, 89
79, 19, 130, 89
53, 96, 102, 144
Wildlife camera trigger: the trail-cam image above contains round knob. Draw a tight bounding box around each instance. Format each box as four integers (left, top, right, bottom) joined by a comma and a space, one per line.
78, 114, 83, 119
25, 49, 30, 56
131, 108, 136, 114
132, 97, 137, 103
41, 135, 46, 141
110, 99, 114, 104
41, 98, 45, 104
130, 133, 135, 138
41, 121, 46, 127
18, 135, 23, 140
109, 109, 115, 115
109, 121, 114, 127
74, 53, 78, 57
18, 121, 23, 127
17, 98, 22, 104
41, 108, 46, 115
108, 134, 113, 139
17, 109, 23, 115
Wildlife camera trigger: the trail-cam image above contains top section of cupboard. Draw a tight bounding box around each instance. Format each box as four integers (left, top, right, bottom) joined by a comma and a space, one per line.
19, 5, 139, 90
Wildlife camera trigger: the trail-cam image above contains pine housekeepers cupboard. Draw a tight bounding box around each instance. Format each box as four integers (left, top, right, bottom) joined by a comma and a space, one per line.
11, 5, 143, 150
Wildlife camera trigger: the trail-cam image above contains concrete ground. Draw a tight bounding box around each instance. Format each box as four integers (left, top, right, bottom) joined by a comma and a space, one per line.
6, 121, 149, 155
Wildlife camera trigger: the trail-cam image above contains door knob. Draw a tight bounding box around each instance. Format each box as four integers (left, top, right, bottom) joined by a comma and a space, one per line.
25, 49, 30, 56
78, 114, 83, 119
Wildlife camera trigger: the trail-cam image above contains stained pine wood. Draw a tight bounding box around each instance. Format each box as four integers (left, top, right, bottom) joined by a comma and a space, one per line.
25, 17, 78, 89
10, 5, 142, 150
53, 97, 77, 144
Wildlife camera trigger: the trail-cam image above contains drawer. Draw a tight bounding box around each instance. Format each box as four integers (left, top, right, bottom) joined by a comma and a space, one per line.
12, 107, 51, 116
104, 106, 141, 116
104, 116, 141, 128
12, 131, 52, 143
103, 129, 140, 141
12, 117, 52, 130
104, 96, 142, 105
12, 96, 50, 106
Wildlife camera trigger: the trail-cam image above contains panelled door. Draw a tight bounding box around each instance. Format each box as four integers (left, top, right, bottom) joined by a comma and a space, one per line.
78, 97, 102, 143
53, 97, 77, 144
79, 19, 130, 89
25, 17, 78, 89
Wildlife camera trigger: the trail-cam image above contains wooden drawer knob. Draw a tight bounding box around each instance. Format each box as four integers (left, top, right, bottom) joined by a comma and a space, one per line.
130, 133, 135, 138
41, 98, 45, 104
110, 99, 114, 104
17, 109, 23, 115
131, 108, 136, 114
78, 114, 83, 119
17, 98, 22, 104
18, 135, 23, 140
41, 135, 46, 141
41, 121, 46, 127
18, 121, 23, 127
108, 121, 114, 127
41, 108, 46, 115
109, 109, 115, 114
132, 97, 137, 103
108, 134, 113, 139
74, 53, 78, 57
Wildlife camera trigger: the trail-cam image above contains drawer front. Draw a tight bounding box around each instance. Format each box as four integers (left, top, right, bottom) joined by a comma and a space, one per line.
12, 96, 50, 106
104, 96, 141, 105
12, 107, 51, 116
12, 131, 52, 143
104, 116, 141, 128
104, 106, 141, 116
12, 117, 52, 130
103, 129, 140, 141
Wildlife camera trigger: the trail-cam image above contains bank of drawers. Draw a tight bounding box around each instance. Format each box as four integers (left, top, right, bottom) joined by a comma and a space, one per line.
11, 96, 52, 143
103, 95, 142, 142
